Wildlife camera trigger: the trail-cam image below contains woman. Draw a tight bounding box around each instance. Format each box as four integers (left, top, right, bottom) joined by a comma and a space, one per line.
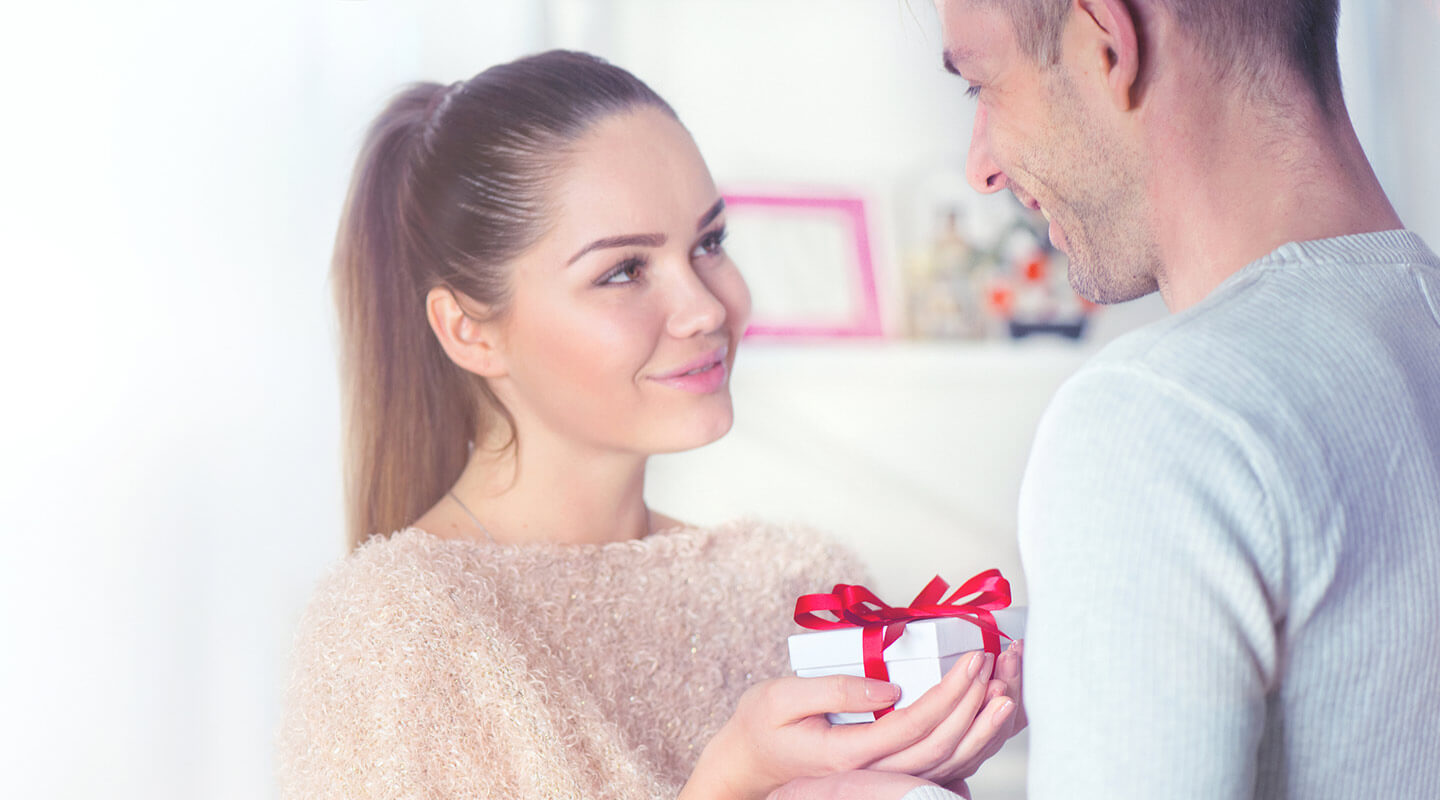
278, 50, 1021, 800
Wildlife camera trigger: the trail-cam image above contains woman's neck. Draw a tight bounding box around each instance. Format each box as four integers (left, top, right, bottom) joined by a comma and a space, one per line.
435, 426, 656, 546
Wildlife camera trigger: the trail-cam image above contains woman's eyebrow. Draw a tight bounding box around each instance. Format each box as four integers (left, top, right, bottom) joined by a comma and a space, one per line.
696, 198, 725, 230
566, 233, 667, 266
565, 198, 727, 266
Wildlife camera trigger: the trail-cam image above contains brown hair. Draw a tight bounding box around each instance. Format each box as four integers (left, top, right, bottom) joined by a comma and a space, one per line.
984, 0, 1342, 107
332, 50, 676, 548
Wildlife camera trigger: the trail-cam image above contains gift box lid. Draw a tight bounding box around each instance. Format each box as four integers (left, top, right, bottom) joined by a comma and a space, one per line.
788, 608, 1026, 670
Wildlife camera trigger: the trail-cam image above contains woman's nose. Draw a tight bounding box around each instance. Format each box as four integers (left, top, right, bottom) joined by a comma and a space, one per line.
966, 104, 1007, 194
665, 265, 727, 338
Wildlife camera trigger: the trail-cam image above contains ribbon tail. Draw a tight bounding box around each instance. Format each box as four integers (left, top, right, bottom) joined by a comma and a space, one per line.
861, 625, 896, 719
974, 610, 1003, 658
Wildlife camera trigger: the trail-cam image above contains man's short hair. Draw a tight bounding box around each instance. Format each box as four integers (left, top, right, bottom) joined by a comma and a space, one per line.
985, 0, 1342, 106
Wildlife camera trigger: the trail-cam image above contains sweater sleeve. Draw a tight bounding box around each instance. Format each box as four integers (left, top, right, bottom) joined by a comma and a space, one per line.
1017, 365, 1283, 799
900, 785, 966, 800
276, 543, 670, 800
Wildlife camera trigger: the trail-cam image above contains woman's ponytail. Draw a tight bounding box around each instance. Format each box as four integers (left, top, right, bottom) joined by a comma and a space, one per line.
333, 84, 475, 548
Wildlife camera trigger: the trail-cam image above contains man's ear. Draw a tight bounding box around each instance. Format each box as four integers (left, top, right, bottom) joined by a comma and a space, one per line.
425, 286, 508, 379
1075, 0, 1141, 111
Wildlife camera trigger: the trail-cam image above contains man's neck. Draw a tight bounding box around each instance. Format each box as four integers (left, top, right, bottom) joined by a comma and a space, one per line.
1144, 86, 1402, 312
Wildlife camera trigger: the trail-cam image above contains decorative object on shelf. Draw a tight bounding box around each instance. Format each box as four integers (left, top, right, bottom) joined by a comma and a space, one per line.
721, 192, 884, 339
901, 207, 989, 339
981, 207, 1097, 340
899, 165, 1100, 341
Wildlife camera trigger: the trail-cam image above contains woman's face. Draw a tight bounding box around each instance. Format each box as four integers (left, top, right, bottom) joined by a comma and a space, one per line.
487, 106, 751, 457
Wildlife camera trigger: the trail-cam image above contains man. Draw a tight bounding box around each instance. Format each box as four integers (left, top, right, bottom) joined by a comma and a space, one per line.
935, 0, 1440, 798
775, 1, 1438, 799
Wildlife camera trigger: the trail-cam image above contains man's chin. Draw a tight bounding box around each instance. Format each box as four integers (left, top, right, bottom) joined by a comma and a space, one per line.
1070, 268, 1161, 305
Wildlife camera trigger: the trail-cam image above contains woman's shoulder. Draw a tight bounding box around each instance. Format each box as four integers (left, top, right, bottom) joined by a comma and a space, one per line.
324, 526, 488, 591
292, 528, 502, 644
278, 530, 577, 797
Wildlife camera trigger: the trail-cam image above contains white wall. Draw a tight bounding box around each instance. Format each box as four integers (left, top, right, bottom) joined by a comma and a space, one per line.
0, 2, 543, 797
1339, 1, 1440, 244
0, 2, 1434, 798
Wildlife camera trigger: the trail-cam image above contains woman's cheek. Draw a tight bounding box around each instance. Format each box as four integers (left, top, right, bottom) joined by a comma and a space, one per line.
717, 264, 752, 334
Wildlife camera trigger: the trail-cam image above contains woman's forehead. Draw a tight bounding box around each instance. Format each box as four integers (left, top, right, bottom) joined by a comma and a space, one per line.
554, 112, 715, 220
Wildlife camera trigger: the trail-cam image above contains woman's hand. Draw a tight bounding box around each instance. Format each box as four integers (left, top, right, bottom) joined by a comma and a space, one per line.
679, 673, 909, 800
870, 639, 1025, 786
863, 640, 1023, 788
679, 643, 1017, 800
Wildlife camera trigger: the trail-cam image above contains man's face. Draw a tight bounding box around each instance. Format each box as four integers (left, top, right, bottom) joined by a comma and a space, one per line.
935, 0, 1160, 304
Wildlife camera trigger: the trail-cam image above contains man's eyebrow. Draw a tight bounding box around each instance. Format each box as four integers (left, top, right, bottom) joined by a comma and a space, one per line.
697, 198, 725, 230
566, 233, 667, 266
942, 47, 973, 77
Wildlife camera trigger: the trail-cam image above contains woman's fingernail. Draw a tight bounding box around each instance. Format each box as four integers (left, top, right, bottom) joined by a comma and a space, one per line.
992, 698, 1014, 721
966, 652, 985, 679
867, 680, 902, 701
982, 653, 995, 680
1001, 650, 1018, 676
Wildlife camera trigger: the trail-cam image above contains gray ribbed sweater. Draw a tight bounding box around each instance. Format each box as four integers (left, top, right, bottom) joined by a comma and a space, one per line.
1017, 231, 1440, 798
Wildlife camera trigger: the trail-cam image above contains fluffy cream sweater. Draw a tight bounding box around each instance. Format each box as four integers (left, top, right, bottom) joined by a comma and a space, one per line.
278, 520, 866, 799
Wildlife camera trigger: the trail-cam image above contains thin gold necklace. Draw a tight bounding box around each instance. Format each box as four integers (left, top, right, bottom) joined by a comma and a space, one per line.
447, 490, 497, 544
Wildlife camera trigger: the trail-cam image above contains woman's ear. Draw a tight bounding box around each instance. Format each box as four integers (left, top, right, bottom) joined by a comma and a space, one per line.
425, 286, 508, 378
1075, 0, 1142, 111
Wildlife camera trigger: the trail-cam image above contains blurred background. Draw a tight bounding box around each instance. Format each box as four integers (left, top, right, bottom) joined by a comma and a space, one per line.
1, 1, 1435, 797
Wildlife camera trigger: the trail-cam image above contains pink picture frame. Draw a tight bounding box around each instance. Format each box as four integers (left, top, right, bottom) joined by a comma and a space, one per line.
721, 193, 884, 339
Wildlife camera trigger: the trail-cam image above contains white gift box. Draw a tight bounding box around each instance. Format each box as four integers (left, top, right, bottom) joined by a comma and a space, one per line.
787, 607, 1026, 724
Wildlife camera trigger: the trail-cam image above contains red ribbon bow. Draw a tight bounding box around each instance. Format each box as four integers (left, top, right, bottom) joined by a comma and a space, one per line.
793, 570, 1012, 718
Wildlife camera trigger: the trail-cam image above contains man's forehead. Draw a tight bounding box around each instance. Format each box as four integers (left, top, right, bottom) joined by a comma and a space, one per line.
935, 0, 1015, 70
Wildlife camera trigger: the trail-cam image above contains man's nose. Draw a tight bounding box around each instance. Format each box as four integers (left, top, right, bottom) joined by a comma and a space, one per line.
966, 104, 1007, 194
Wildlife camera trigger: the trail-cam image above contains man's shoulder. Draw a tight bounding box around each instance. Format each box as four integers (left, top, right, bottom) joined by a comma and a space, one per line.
1084, 233, 1439, 401
1043, 231, 1440, 491
1074, 292, 1302, 411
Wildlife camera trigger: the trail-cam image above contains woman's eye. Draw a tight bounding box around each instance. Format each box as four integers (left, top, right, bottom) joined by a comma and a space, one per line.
599, 256, 645, 285
965, 83, 982, 99
692, 226, 728, 259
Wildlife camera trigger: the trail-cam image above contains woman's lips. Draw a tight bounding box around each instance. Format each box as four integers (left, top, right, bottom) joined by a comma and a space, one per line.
651, 346, 729, 394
